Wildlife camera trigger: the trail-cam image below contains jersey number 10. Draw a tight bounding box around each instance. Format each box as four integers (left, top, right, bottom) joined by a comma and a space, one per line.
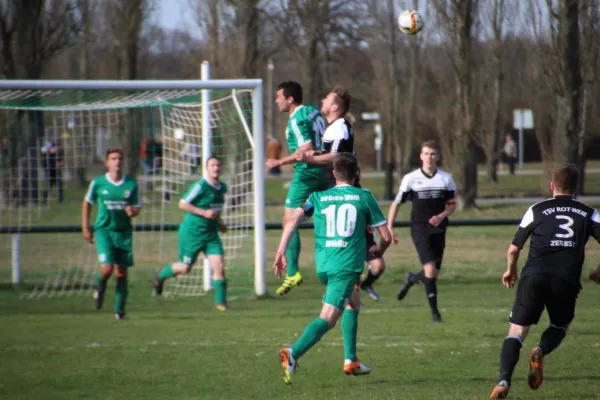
321, 204, 357, 237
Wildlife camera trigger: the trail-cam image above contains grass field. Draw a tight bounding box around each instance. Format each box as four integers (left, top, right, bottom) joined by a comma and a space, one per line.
2, 224, 600, 400
2, 168, 600, 399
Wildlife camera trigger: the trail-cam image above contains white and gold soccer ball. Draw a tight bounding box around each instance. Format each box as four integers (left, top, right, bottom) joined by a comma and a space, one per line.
398, 9, 424, 35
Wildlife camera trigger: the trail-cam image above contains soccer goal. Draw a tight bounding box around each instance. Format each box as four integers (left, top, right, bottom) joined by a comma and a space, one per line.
0, 74, 266, 298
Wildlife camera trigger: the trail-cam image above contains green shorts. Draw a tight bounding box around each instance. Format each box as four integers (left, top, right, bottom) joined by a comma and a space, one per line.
95, 229, 134, 267
285, 168, 327, 209
317, 270, 360, 310
178, 227, 224, 266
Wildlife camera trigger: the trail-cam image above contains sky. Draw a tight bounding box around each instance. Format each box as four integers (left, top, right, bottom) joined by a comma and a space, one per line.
156, 0, 201, 37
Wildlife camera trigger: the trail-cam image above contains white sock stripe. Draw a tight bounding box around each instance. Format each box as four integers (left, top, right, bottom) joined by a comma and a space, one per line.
506, 333, 523, 344
549, 322, 568, 332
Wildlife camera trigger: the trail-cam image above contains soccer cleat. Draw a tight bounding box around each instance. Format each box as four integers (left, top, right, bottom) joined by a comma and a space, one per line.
360, 284, 380, 301
153, 274, 164, 296
343, 360, 371, 376
279, 348, 297, 385
490, 380, 510, 399
528, 347, 544, 390
216, 304, 230, 312
396, 272, 415, 300
114, 312, 127, 320
275, 272, 303, 296
93, 290, 104, 310
432, 313, 443, 323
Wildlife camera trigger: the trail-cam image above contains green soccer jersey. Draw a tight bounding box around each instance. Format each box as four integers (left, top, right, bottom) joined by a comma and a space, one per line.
180, 178, 227, 232
84, 174, 141, 232
286, 104, 326, 171
303, 185, 387, 274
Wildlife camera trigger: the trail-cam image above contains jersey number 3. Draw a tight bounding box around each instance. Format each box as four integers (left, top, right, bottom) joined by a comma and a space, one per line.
555, 215, 574, 238
322, 204, 357, 237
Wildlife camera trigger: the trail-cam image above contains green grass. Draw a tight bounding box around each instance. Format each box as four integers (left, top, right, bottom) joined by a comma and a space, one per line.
1, 226, 600, 399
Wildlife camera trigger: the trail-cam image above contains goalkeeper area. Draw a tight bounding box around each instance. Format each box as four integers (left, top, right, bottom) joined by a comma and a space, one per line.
1, 225, 600, 399
0, 79, 265, 298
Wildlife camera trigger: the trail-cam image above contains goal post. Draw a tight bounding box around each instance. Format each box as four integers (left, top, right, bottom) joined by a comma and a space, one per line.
0, 77, 266, 298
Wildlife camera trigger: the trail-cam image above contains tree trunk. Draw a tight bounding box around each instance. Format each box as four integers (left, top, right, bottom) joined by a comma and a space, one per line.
402, 32, 419, 176
486, 61, 503, 183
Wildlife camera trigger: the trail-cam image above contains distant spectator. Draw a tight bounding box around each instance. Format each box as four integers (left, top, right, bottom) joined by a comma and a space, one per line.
140, 136, 163, 175
503, 134, 517, 175
41, 140, 64, 203
267, 137, 283, 176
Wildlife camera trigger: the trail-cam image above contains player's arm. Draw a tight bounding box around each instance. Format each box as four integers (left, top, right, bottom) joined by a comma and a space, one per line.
82, 181, 96, 244
503, 206, 537, 288
589, 209, 600, 284
300, 151, 335, 165
365, 192, 392, 255
387, 176, 410, 244
178, 183, 217, 219
267, 142, 313, 168
125, 181, 142, 218
429, 176, 457, 227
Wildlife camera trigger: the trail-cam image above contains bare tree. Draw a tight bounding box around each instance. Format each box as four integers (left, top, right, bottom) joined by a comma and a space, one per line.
432, 0, 478, 210
0, 0, 80, 205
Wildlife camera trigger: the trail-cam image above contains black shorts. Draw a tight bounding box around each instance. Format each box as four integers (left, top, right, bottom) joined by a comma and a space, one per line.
509, 274, 580, 327
365, 230, 378, 262
410, 229, 446, 268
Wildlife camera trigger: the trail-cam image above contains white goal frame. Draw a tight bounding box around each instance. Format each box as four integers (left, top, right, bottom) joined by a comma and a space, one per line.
0, 78, 267, 297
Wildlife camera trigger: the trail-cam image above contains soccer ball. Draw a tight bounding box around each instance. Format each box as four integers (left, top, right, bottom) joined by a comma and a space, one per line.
398, 9, 424, 35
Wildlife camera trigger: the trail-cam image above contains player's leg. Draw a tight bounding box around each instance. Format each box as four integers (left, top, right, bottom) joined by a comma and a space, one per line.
93, 229, 116, 310
275, 176, 307, 295
154, 229, 201, 295
491, 275, 543, 399
423, 233, 445, 322
527, 276, 578, 390
279, 271, 353, 384
360, 230, 384, 301
209, 255, 227, 311
113, 231, 134, 320
342, 280, 371, 376
397, 228, 429, 300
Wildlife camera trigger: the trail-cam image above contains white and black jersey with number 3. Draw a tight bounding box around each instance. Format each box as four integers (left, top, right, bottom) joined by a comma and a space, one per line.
513, 196, 600, 289
395, 168, 456, 232
321, 118, 355, 186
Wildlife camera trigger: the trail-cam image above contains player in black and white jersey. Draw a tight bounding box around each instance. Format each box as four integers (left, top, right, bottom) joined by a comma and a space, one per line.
387, 140, 456, 323
297, 85, 387, 302
490, 163, 600, 399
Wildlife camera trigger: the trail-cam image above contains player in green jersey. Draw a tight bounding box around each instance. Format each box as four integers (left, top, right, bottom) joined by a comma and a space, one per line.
274, 153, 392, 385
82, 148, 141, 320
153, 156, 229, 311
266, 81, 328, 296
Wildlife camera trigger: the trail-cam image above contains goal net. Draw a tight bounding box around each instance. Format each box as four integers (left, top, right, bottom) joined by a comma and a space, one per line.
0, 79, 266, 299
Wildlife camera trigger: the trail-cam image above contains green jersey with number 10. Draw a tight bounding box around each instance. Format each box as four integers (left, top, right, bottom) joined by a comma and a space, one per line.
286, 104, 326, 172
303, 185, 387, 274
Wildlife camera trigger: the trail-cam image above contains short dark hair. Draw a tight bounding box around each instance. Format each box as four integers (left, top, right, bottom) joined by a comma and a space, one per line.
105, 147, 124, 159
276, 81, 303, 105
420, 140, 439, 152
333, 153, 358, 182
206, 155, 221, 166
331, 85, 351, 116
552, 163, 579, 194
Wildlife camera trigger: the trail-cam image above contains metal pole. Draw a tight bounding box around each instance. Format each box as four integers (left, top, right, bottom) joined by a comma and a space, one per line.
11, 233, 21, 285
518, 111, 524, 169
201, 61, 213, 292
267, 58, 274, 141
252, 83, 267, 296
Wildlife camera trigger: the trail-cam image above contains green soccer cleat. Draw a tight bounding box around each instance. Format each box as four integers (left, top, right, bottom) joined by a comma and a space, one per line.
279, 348, 297, 385
276, 272, 303, 296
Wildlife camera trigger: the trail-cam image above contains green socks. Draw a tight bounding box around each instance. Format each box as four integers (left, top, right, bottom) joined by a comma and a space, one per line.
96, 272, 107, 292
213, 279, 227, 305
158, 263, 176, 280
342, 309, 359, 362
114, 277, 128, 314
291, 317, 330, 360
285, 229, 301, 277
